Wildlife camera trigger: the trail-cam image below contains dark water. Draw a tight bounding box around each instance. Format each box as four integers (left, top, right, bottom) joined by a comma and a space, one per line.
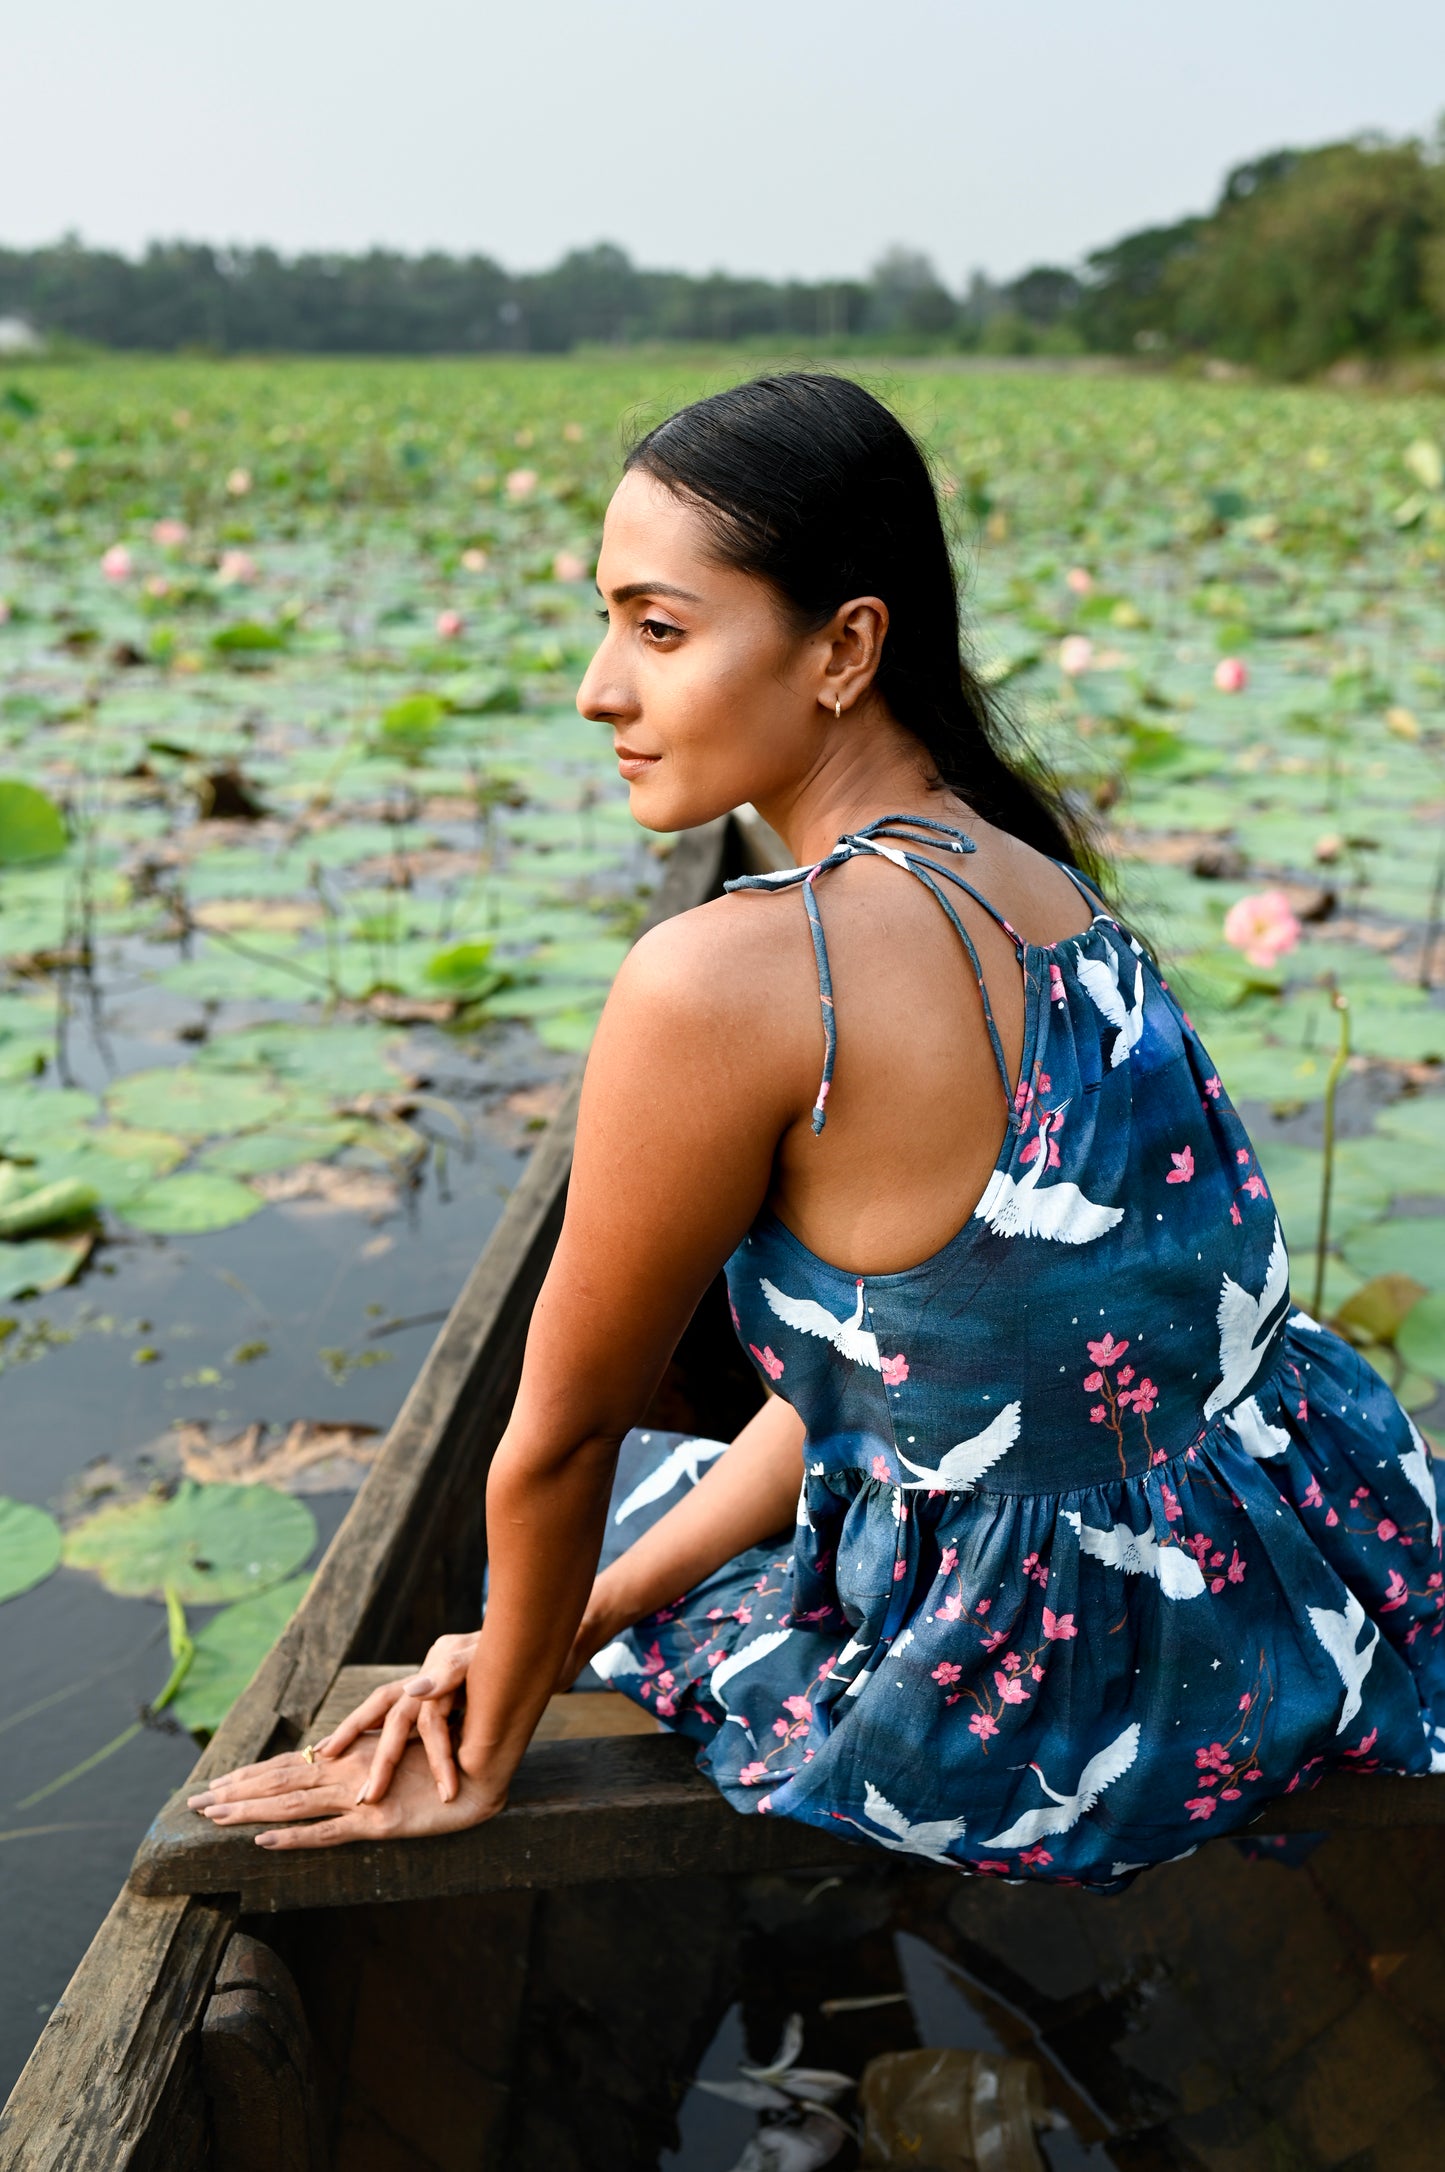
0, 1028, 560, 2096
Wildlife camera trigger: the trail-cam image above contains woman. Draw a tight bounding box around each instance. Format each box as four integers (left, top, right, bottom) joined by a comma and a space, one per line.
192, 374, 1445, 1888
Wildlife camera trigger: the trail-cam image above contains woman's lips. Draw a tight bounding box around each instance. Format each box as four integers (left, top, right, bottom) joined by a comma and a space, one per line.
615, 747, 661, 780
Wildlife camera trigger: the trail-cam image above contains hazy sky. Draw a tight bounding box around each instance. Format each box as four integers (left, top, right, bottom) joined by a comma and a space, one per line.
6, 1, 1442, 285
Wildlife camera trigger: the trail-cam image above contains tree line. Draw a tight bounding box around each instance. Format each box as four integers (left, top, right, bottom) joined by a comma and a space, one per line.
3, 129, 1442, 377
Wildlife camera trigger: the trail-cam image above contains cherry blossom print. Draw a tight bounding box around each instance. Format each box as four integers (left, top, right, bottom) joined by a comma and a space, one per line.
1166, 1146, 1195, 1184
881, 1352, 910, 1386
1042, 1608, 1078, 1640
749, 1343, 785, 1380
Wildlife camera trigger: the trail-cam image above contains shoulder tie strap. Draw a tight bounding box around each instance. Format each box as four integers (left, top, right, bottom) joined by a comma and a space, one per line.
724, 813, 1026, 1135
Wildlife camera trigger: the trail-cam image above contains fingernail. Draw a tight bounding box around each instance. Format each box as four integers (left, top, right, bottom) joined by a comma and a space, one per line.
188, 1793, 213, 1810
403, 1676, 433, 1696
355, 1786, 369, 1805
255, 1834, 278, 1849
314, 1734, 334, 1753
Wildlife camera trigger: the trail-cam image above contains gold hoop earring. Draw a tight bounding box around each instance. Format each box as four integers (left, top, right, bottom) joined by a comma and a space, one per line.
834, 695, 842, 721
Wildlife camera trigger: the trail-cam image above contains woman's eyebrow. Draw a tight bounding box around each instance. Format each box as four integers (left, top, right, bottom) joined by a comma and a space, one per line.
602, 580, 704, 606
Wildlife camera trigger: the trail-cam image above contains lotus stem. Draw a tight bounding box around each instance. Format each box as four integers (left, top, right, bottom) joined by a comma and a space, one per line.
1310, 991, 1351, 1320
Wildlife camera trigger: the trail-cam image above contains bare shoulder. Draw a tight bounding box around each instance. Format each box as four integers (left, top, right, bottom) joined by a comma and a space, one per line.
608, 883, 816, 1032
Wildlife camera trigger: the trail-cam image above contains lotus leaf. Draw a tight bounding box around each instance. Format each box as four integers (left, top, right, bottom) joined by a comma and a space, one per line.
63, 1480, 315, 1603
0, 1086, 99, 1149
0, 781, 66, 865
197, 1123, 360, 1177
196, 1022, 402, 1097
422, 942, 503, 998
170, 1573, 311, 1735
1342, 1219, 1445, 1293
1398, 1293, 1445, 1385
117, 1172, 264, 1234
0, 1496, 63, 1603
106, 1066, 292, 1138
0, 1235, 91, 1300
0, 1175, 98, 1239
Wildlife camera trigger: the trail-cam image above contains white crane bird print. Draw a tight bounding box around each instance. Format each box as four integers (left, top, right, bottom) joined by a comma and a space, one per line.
973, 1107, 1124, 1245
983, 1725, 1142, 1850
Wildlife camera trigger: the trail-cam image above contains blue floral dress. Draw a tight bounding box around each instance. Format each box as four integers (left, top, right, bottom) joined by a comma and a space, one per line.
591, 815, 1445, 1889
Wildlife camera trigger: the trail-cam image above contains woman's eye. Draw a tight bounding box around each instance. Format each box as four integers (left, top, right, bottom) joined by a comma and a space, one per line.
640, 618, 682, 645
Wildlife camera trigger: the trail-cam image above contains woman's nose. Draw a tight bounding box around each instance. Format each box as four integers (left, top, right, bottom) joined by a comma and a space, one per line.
576, 643, 632, 724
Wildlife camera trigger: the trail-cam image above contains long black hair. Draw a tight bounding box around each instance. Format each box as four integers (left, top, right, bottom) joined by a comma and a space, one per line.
626, 371, 1102, 883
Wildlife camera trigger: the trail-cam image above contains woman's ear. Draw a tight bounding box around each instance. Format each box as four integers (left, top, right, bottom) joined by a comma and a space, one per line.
819, 595, 889, 717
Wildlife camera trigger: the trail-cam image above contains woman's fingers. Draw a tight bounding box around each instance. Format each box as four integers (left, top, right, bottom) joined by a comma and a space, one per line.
255, 1815, 364, 1851
313, 1681, 408, 1758
416, 1698, 458, 1802
189, 1749, 333, 1808
357, 1695, 423, 1805
199, 1782, 352, 1825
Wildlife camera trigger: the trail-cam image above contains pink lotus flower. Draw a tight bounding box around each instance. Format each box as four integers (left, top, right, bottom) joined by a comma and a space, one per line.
225, 466, 252, 497
435, 609, 464, 640
749, 1344, 784, 1381
1223, 889, 1300, 969
1213, 656, 1248, 693
101, 544, 133, 581
460, 547, 489, 573
1058, 634, 1093, 677
1042, 1608, 1077, 1640
880, 1352, 909, 1386
151, 518, 189, 547
144, 574, 171, 599
505, 467, 538, 500
552, 550, 588, 583
1166, 1146, 1194, 1184
216, 550, 258, 586
1065, 567, 1093, 596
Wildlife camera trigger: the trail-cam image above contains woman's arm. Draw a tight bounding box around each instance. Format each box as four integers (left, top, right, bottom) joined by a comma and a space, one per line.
191, 895, 818, 1847
562, 1394, 805, 1680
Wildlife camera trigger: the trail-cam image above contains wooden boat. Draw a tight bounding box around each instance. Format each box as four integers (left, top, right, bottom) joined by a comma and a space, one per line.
4, 809, 1445, 2172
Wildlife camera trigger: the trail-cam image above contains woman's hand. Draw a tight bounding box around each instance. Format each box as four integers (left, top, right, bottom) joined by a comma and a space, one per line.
188, 1735, 506, 1850
311, 1631, 478, 1805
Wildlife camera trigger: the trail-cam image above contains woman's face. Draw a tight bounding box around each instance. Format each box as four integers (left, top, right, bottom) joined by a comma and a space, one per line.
576, 468, 832, 833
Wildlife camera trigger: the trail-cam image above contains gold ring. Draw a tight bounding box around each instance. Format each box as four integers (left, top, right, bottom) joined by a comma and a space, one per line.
301, 1743, 317, 1765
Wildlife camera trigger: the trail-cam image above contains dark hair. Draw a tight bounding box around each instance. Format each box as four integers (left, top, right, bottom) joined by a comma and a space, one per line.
626, 371, 1103, 883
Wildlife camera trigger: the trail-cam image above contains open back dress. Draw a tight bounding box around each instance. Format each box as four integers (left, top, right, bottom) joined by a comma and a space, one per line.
591, 815, 1445, 1888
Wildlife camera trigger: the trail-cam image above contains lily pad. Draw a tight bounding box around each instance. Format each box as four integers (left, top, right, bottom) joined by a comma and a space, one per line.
196, 1123, 360, 1178
0, 1496, 63, 1603
0, 781, 66, 865
1341, 1219, 1445, 1293
196, 1022, 402, 1098
0, 1085, 101, 1149
170, 1573, 311, 1735
0, 1173, 97, 1238
116, 1172, 263, 1234
105, 1066, 292, 1139
0, 1235, 91, 1300
63, 1479, 316, 1603
1398, 1293, 1445, 1384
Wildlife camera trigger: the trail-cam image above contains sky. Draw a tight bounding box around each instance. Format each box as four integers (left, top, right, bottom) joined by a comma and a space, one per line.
5, 0, 1442, 286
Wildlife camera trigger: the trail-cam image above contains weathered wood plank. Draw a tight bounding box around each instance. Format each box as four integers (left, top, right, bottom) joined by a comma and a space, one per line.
201, 1931, 324, 2172
0, 1891, 235, 2171
132, 1732, 862, 1909
309, 1667, 659, 1742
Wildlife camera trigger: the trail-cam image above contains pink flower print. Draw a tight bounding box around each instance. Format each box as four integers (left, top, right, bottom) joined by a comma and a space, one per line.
1347, 1727, 1379, 1761
1377, 1518, 1398, 1542
1087, 1332, 1129, 1368
749, 1344, 785, 1380
1302, 1477, 1323, 1509
1030, 1663, 1044, 1681
1083, 1370, 1103, 1393
1204, 1073, 1221, 1099
1001, 1651, 1022, 1673
1226, 1549, 1245, 1584
982, 1628, 1008, 1651
939, 1545, 958, 1576
1019, 1844, 1053, 1867
932, 1661, 963, 1687
1239, 1692, 1252, 1710
939, 1593, 964, 1622
1183, 1532, 1211, 1565
1089, 1405, 1107, 1424
772, 1717, 790, 1738
975, 1598, 990, 1613
1042, 1608, 1077, 1640
1243, 1173, 1267, 1199
871, 1455, 891, 1481
1022, 1552, 1049, 1588
729, 1298, 741, 1329
1325, 1507, 1339, 1527
706, 1607, 726, 1620
969, 1711, 1000, 1740
1167, 1146, 1195, 1184
1196, 1742, 1231, 1773
1129, 1377, 1159, 1416
733, 1605, 753, 1625
1161, 1482, 1182, 1522
1236, 1149, 1251, 1166
1050, 962, 1066, 1005
738, 1761, 769, 1786
1116, 1365, 1135, 1387
783, 1695, 813, 1721
1185, 1795, 1219, 1820
707, 1649, 726, 1666
893, 1559, 907, 1581
1382, 1570, 1409, 1613
881, 1352, 909, 1386
995, 1671, 1030, 1704
655, 1694, 677, 1717
1230, 1203, 1242, 1225
1220, 1786, 1241, 1801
